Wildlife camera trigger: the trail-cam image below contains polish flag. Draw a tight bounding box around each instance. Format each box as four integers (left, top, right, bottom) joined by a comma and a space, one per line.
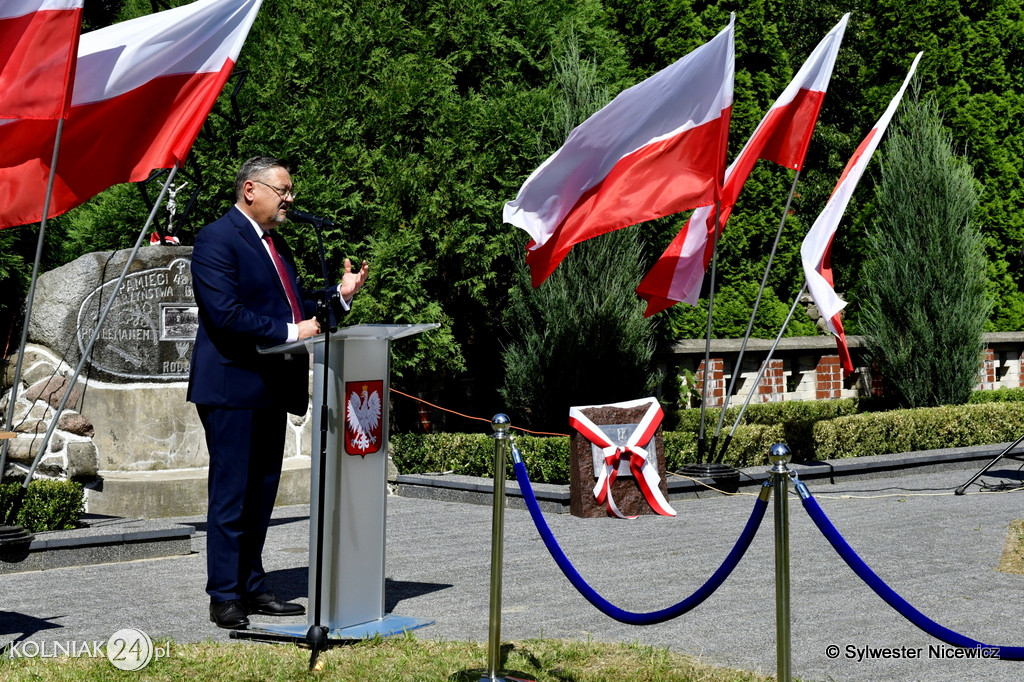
0, 0, 262, 230
637, 14, 849, 315
0, 0, 82, 119
504, 18, 734, 288
801, 53, 923, 377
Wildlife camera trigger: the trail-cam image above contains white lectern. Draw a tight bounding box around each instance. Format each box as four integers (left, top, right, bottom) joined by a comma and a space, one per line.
237, 323, 437, 643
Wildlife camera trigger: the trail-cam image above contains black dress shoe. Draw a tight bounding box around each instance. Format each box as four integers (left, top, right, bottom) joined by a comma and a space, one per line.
210, 600, 249, 629
245, 592, 306, 617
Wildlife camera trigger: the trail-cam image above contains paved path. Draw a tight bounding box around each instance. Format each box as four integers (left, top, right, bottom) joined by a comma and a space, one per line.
2, 462, 1024, 681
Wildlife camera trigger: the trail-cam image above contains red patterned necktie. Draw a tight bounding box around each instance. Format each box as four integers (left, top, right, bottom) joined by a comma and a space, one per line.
262, 232, 303, 323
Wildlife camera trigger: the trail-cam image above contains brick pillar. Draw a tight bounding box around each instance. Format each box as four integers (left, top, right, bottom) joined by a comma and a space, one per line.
870, 365, 885, 398
976, 348, 996, 391
695, 358, 725, 407
757, 358, 785, 403
815, 355, 842, 400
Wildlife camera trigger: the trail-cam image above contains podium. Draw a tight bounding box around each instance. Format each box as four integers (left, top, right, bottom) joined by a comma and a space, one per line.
235, 323, 437, 643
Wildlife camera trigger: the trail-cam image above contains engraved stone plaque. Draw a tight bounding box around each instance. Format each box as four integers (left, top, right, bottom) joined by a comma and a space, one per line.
29, 247, 198, 384
75, 257, 195, 380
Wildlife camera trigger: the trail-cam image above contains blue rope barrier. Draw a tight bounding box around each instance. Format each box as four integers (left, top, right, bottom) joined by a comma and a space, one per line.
512, 451, 769, 625
798, 481, 1024, 660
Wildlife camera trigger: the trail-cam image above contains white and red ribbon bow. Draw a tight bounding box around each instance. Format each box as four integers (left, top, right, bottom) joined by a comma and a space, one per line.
568, 397, 676, 519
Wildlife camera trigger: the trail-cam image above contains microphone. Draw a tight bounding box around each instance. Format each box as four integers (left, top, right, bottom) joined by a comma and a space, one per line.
286, 208, 338, 228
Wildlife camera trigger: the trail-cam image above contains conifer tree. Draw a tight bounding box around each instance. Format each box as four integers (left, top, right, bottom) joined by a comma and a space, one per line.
860, 87, 989, 407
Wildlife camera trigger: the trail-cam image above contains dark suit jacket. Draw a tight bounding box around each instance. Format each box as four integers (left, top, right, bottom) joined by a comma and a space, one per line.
187, 206, 333, 416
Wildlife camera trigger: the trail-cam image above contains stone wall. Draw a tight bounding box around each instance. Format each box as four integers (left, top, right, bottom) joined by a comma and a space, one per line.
659, 332, 1024, 406
2, 343, 315, 475
1, 345, 97, 479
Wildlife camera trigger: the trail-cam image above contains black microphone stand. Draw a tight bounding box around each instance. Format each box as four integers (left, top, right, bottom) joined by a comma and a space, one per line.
306, 215, 336, 670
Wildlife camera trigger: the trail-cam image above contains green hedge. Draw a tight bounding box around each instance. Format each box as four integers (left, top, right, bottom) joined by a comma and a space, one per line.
393, 397, 1024, 484
0, 477, 84, 532
673, 399, 861, 463
811, 401, 1024, 460
394, 422, 788, 484
673, 398, 862, 432
391, 433, 572, 485
968, 387, 1024, 404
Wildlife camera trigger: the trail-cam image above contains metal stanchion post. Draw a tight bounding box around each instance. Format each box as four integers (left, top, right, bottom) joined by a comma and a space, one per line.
485, 414, 510, 680
457, 414, 533, 682
769, 442, 793, 682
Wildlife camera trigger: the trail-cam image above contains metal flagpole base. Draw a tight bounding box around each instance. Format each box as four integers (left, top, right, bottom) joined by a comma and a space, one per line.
0, 524, 34, 564
230, 614, 434, 644
679, 462, 740, 492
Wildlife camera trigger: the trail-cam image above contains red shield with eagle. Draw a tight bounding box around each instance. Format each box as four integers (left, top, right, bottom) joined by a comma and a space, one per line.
345, 380, 383, 456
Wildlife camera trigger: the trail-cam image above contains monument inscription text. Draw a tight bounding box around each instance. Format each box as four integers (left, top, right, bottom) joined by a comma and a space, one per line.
76, 257, 196, 381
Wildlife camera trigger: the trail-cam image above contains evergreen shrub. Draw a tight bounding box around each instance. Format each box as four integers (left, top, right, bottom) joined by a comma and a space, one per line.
860, 89, 989, 408
0, 477, 84, 532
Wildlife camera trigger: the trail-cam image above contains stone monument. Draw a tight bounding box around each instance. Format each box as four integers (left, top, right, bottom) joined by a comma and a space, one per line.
1, 246, 312, 517
568, 400, 672, 519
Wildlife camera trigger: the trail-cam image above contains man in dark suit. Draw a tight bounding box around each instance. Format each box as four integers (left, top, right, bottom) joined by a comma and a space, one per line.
188, 156, 368, 629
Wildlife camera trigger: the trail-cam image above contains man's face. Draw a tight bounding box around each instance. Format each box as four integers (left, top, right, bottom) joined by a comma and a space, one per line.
243, 166, 294, 229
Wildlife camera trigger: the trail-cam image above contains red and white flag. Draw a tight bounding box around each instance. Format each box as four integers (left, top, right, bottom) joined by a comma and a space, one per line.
0, 0, 262, 230
0, 0, 82, 119
801, 53, 923, 377
504, 17, 734, 288
637, 14, 849, 315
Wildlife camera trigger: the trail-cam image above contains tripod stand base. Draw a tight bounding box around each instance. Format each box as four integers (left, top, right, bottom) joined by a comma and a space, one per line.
953, 433, 1024, 496
453, 670, 535, 681
230, 613, 434, 644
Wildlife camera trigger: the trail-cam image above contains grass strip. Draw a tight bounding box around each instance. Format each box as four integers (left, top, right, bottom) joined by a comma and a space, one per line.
0, 635, 772, 681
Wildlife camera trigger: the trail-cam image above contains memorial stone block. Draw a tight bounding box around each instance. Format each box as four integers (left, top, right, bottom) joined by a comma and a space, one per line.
29, 246, 197, 382
569, 402, 669, 518
18, 247, 207, 473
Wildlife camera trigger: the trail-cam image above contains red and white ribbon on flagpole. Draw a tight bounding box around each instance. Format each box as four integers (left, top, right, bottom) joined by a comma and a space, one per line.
568, 397, 676, 519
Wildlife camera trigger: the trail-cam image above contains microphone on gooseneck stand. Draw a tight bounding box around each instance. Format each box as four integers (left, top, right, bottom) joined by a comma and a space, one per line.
286, 209, 338, 228
287, 208, 340, 331
289, 204, 336, 669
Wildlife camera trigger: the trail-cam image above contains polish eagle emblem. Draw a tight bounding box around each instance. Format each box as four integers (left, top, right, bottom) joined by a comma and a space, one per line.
345, 380, 383, 456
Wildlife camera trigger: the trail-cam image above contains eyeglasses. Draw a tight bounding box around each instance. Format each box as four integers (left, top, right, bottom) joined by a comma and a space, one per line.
253, 180, 296, 200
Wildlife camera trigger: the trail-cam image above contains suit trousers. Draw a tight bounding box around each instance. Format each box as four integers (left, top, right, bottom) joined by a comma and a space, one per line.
198, 404, 286, 603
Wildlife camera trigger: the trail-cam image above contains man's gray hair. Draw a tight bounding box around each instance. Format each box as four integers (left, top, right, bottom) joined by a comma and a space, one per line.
234, 155, 290, 201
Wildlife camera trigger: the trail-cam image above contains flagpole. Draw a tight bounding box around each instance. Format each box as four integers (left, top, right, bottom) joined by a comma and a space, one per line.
715, 282, 807, 462
4, 164, 180, 524
710, 170, 802, 458
0, 118, 67, 480
696, 200, 722, 463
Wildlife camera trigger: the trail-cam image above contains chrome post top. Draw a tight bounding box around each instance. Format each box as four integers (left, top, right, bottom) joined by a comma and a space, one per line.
768, 442, 792, 473
491, 413, 511, 439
